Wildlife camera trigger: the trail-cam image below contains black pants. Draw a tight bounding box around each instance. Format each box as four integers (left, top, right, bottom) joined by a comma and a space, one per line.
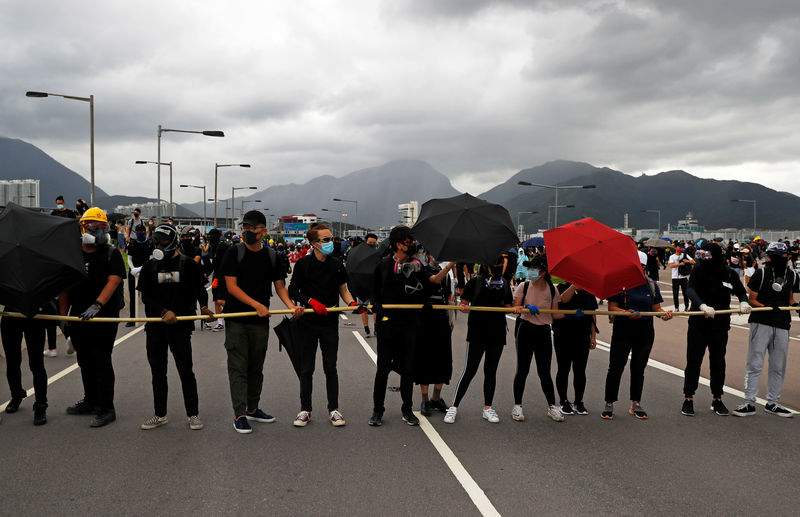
672, 278, 689, 311
553, 321, 591, 403
605, 320, 654, 403
684, 316, 729, 398
452, 340, 504, 407
70, 320, 118, 411
145, 324, 199, 417
1, 317, 47, 405
513, 320, 556, 406
297, 321, 339, 412
373, 321, 415, 414
128, 272, 137, 318
46, 322, 57, 351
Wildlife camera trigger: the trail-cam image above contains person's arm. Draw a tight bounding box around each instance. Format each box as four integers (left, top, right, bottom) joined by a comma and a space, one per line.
652, 302, 673, 320
558, 284, 577, 303
590, 315, 597, 349
551, 289, 565, 320
339, 283, 356, 306
58, 291, 69, 316
668, 256, 680, 268
274, 279, 304, 318
428, 262, 455, 285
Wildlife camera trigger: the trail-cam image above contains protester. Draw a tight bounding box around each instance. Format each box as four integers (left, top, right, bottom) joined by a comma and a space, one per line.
733, 241, 798, 417
125, 224, 154, 327
74, 199, 88, 217
445, 256, 513, 425
209, 230, 231, 331
602, 250, 673, 420
222, 210, 303, 433
511, 255, 565, 422
2, 305, 48, 425
137, 224, 215, 431
179, 226, 202, 264
125, 208, 143, 245
369, 226, 430, 427
681, 241, 750, 417
668, 246, 695, 311
50, 195, 76, 219
288, 223, 361, 427
59, 207, 126, 428
360, 233, 379, 336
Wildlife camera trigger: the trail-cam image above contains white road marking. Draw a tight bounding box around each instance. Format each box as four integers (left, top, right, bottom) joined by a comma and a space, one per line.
340, 314, 348, 320
352, 331, 501, 517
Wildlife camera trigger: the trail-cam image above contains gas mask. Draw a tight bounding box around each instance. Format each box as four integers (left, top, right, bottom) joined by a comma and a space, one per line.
81, 229, 108, 246
395, 259, 421, 278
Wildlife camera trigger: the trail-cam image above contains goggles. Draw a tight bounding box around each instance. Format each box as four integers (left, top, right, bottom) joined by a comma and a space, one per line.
82, 221, 107, 232
694, 250, 712, 260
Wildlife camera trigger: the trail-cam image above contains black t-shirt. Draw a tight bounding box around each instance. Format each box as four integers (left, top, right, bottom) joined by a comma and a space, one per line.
461, 276, 512, 343
552, 283, 598, 332
50, 208, 76, 219
372, 256, 430, 326
127, 238, 154, 268
423, 264, 450, 304
687, 265, 747, 312
68, 245, 126, 316
137, 253, 209, 328
180, 242, 201, 261
748, 266, 798, 330
222, 245, 286, 324
289, 253, 348, 326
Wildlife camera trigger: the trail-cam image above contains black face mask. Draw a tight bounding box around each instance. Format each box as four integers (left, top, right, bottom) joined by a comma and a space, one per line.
242, 230, 260, 245
770, 255, 788, 271
180, 240, 193, 251
404, 243, 417, 256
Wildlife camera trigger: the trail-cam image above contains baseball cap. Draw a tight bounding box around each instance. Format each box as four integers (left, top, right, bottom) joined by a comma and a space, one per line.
241, 210, 266, 227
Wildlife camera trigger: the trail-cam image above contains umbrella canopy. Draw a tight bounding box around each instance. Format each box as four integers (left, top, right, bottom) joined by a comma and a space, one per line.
521, 237, 544, 247
644, 238, 671, 248
345, 242, 381, 301
106, 212, 129, 224
273, 316, 304, 378
411, 193, 518, 265
0, 203, 87, 316
544, 217, 646, 300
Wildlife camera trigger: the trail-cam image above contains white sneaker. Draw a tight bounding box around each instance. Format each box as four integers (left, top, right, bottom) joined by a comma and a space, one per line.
43, 349, 57, 357
511, 405, 525, 422
329, 409, 346, 427
141, 415, 168, 430
547, 405, 565, 422
443, 406, 458, 424
188, 415, 204, 430
66, 337, 74, 355
482, 407, 500, 423
293, 410, 311, 427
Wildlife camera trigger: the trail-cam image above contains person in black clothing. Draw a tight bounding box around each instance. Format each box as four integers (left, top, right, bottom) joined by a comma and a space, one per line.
645, 248, 661, 282
179, 226, 202, 264
50, 195, 76, 219
59, 207, 126, 428
552, 282, 598, 416
137, 224, 215, 431
1, 304, 49, 425
209, 231, 231, 331
681, 241, 751, 417
125, 224, 154, 327
369, 226, 430, 427
288, 223, 361, 427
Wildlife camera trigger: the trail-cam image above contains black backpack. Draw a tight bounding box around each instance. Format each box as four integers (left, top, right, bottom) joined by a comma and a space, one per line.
677, 254, 693, 276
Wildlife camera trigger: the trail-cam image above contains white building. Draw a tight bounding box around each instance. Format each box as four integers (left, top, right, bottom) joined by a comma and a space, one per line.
114, 201, 170, 220
0, 179, 40, 208
398, 201, 419, 226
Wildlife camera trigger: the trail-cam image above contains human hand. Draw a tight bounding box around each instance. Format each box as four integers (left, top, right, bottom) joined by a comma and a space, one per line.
292, 305, 305, 318
309, 298, 327, 316
699, 303, 715, 319
460, 303, 471, 313
661, 310, 674, 321
739, 301, 752, 314
590, 336, 596, 350
200, 306, 215, 321
80, 303, 102, 321
161, 310, 178, 324
525, 304, 539, 315
626, 309, 640, 320
254, 303, 270, 318
574, 309, 584, 318
350, 301, 367, 314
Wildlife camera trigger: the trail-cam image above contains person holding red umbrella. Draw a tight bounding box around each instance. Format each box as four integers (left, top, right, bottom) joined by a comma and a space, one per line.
602, 250, 673, 420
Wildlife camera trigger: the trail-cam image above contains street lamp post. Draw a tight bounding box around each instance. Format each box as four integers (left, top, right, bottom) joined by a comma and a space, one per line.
26, 91, 95, 205
214, 163, 250, 227
211, 198, 230, 229
136, 160, 172, 218
641, 209, 661, 235
231, 186, 257, 228
157, 126, 224, 222
180, 184, 207, 227
731, 199, 757, 234
547, 204, 575, 229
241, 199, 261, 217
516, 211, 538, 240
332, 198, 358, 229
321, 208, 342, 236
517, 181, 596, 227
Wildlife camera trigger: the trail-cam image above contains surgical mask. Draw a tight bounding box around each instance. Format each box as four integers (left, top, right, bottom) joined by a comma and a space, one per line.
242, 231, 260, 245
528, 268, 540, 281
320, 241, 334, 255
56, 203, 64, 210
415, 253, 427, 265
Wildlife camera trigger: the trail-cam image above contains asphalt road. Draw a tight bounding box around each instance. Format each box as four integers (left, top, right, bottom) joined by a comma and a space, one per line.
1, 268, 798, 516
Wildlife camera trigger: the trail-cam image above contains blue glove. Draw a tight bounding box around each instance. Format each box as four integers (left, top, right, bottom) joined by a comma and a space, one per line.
525, 304, 539, 315
80, 302, 102, 321
574, 309, 584, 318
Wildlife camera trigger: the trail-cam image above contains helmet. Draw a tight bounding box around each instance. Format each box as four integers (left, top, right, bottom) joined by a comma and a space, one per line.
152, 224, 179, 257
179, 226, 195, 239
79, 207, 108, 224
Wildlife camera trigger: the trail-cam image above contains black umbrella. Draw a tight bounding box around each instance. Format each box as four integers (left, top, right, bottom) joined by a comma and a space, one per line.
411, 193, 519, 265
0, 203, 87, 316
106, 212, 128, 224
346, 242, 381, 301
273, 316, 303, 378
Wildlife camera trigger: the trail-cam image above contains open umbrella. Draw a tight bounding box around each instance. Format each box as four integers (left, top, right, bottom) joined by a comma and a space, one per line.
106, 212, 129, 224
411, 193, 518, 265
346, 242, 381, 301
544, 217, 645, 300
0, 203, 87, 316
521, 237, 544, 247
273, 316, 303, 378
644, 238, 671, 248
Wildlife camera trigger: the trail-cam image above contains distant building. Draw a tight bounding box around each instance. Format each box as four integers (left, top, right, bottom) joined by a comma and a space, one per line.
278, 214, 318, 241
0, 179, 40, 208
114, 201, 170, 220
398, 201, 419, 226
664, 211, 706, 241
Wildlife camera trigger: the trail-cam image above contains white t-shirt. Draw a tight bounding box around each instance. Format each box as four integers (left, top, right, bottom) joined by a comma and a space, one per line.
669, 253, 688, 279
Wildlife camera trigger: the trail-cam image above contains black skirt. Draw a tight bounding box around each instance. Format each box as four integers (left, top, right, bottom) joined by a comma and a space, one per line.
413, 309, 453, 385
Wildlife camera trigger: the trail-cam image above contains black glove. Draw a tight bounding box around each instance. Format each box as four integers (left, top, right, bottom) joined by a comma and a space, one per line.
372, 302, 383, 315
772, 304, 783, 312
422, 302, 434, 313
80, 303, 102, 321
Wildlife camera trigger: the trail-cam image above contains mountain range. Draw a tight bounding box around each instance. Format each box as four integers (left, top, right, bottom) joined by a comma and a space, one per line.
1, 136, 798, 230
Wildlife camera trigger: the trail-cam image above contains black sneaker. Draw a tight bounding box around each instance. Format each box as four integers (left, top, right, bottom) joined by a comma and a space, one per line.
431, 399, 449, 413
765, 403, 793, 418
573, 401, 588, 415
711, 399, 729, 416
732, 403, 756, 417
402, 411, 420, 426
601, 402, 613, 420
90, 409, 117, 428
245, 408, 276, 423
681, 399, 695, 416
368, 411, 383, 427
560, 400, 574, 416
5, 396, 22, 414
364, 326, 371, 336
420, 401, 432, 417
33, 403, 47, 426
66, 399, 96, 415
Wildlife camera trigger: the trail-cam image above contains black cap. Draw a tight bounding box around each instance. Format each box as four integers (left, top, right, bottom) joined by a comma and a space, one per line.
242, 210, 266, 227
523, 254, 548, 270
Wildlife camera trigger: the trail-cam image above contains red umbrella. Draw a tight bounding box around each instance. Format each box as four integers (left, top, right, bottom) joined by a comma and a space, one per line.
543, 217, 645, 300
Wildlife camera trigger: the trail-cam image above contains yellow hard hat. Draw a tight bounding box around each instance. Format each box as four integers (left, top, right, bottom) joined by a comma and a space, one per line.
79, 207, 108, 224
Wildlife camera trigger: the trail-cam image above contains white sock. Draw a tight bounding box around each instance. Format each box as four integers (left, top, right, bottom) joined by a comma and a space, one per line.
217, 318, 224, 325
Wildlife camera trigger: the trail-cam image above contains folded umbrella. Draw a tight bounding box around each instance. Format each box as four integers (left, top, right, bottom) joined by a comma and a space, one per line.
0, 203, 87, 316
345, 242, 382, 301
411, 193, 519, 265
273, 317, 303, 378
544, 217, 645, 300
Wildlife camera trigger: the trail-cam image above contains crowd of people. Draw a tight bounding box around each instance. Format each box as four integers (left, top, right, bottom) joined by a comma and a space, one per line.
2, 200, 798, 432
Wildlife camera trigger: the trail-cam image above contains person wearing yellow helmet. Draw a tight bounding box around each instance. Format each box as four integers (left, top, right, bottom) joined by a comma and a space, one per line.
59, 206, 126, 428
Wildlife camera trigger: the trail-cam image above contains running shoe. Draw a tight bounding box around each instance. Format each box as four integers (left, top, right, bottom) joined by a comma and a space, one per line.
431, 399, 448, 413
402, 411, 420, 426
420, 401, 432, 417
202, 322, 214, 330
233, 415, 252, 434
246, 408, 276, 423
33, 403, 47, 426
629, 401, 648, 419
601, 402, 613, 420
560, 400, 574, 416
681, 399, 695, 417
141, 415, 168, 430
710, 399, 729, 416
212, 323, 224, 332
443, 406, 458, 424
66, 337, 75, 355
732, 403, 756, 417
368, 411, 383, 427
511, 405, 525, 422
293, 410, 311, 427
546, 405, 565, 422
765, 403, 793, 418
188, 415, 204, 430
330, 409, 346, 427
5, 397, 22, 414
573, 401, 588, 415
482, 407, 500, 423
43, 349, 57, 357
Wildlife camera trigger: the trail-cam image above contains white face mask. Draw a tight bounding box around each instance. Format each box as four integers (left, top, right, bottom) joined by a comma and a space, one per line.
528, 268, 540, 281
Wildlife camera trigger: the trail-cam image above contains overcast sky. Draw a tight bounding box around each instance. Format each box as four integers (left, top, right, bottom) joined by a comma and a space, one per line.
2, 0, 799, 204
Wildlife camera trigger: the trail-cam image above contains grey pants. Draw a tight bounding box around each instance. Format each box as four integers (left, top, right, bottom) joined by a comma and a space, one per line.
224, 320, 270, 416
744, 322, 789, 405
